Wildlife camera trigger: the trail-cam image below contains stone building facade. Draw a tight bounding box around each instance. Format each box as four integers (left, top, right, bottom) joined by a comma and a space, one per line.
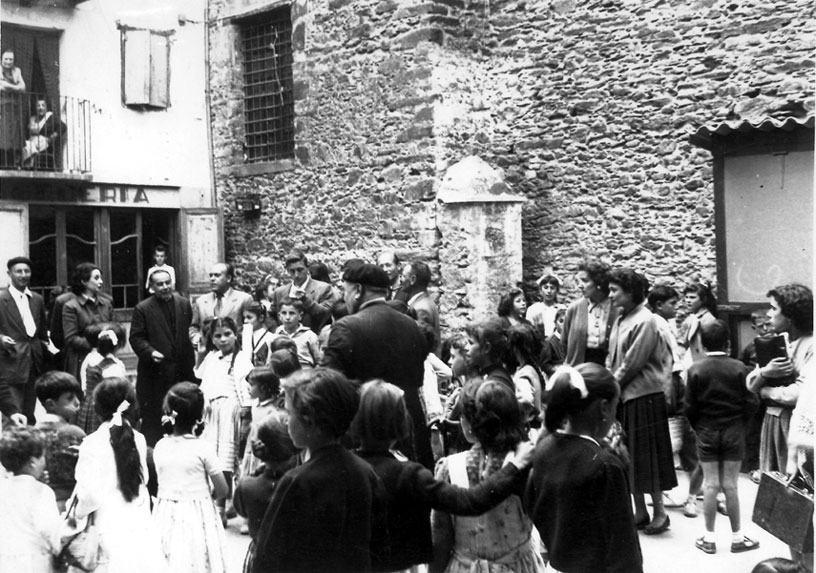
207, 0, 814, 330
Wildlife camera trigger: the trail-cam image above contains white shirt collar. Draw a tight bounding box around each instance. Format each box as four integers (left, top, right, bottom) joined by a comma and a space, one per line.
9, 285, 32, 298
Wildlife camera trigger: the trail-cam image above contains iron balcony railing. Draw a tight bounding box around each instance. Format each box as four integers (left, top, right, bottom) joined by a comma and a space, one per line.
0, 91, 91, 173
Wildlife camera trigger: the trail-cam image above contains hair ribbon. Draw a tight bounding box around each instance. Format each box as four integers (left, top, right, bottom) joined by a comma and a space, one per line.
111, 399, 130, 426
552, 365, 589, 399
100, 329, 119, 347
161, 409, 178, 427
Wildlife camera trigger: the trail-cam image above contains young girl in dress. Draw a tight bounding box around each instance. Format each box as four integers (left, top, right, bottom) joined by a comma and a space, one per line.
234, 410, 297, 572
76, 321, 127, 434
153, 382, 229, 573
239, 368, 283, 479
508, 323, 545, 432
353, 379, 533, 573
431, 379, 544, 573
242, 302, 274, 367
524, 363, 642, 573
73, 377, 166, 573
194, 317, 253, 525
0, 426, 63, 572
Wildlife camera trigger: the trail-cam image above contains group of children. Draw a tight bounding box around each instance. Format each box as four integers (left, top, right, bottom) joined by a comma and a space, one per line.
1, 267, 810, 573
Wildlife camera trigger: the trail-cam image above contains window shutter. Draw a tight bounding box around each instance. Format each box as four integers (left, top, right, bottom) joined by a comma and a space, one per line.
122, 28, 170, 109
149, 33, 169, 108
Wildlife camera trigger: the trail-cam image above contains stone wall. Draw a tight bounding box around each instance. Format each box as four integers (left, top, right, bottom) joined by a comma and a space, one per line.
207, 0, 814, 324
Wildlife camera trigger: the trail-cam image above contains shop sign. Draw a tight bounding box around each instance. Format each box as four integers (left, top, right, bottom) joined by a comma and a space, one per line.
2, 183, 181, 208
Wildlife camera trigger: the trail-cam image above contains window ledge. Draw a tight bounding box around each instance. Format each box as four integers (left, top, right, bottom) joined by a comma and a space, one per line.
229, 159, 295, 178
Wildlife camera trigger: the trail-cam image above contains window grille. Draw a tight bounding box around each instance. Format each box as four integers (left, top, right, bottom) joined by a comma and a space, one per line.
240, 8, 295, 163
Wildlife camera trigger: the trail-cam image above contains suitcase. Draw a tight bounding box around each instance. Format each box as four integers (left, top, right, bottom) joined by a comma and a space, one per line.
752, 470, 814, 553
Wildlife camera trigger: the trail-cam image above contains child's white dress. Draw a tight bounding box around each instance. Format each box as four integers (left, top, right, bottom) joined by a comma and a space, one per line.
153, 435, 229, 573
0, 474, 62, 572
195, 349, 253, 473
74, 421, 166, 573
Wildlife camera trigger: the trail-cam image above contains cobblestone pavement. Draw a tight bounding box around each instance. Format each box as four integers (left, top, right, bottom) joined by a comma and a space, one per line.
222, 471, 792, 573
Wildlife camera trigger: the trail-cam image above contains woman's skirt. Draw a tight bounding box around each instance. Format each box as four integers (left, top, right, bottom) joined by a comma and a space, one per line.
153, 497, 228, 573
618, 392, 678, 494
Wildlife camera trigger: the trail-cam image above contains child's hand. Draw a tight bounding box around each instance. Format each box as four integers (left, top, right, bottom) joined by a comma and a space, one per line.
511, 440, 535, 470
10, 413, 27, 426
762, 357, 794, 379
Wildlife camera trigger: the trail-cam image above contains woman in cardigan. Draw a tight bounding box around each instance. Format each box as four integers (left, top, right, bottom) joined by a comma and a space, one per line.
61, 262, 114, 381
607, 268, 677, 535
562, 259, 619, 366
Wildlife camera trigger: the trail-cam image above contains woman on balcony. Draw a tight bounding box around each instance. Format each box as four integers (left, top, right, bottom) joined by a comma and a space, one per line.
0, 49, 26, 168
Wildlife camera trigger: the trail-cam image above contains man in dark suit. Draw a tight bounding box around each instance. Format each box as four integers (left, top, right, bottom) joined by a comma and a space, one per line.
401, 261, 440, 353
130, 269, 195, 446
0, 256, 49, 424
322, 263, 433, 468
268, 250, 336, 333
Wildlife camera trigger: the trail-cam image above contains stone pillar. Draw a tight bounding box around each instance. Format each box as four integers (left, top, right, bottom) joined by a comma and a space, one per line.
437, 156, 527, 333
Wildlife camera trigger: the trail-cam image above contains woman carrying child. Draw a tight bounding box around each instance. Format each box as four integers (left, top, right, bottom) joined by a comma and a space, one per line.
76, 322, 127, 434
0, 426, 63, 571
153, 382, 230, 572
72, 377, 166, 572
524, 363, 643, 573
431, 378, 544, 573
353, 379, 534, 573
194, 316, 253, 525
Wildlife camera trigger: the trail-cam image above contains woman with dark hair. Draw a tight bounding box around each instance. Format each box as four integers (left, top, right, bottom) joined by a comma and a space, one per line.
497, 288, 530, 329
563, 259, 620, 366
747, 284, 813, 481
464, 317, 514, 391
73, 377, 166, 572
61, 262, 113, 380
607, 268, 676, 535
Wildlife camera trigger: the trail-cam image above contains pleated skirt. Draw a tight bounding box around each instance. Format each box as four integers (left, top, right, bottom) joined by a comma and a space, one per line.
618, 392, 678, 494
153, 497, 228, 573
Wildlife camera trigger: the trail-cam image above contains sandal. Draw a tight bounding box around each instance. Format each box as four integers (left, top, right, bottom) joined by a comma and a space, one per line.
683, 500, 697, 518
644, 515, 670, 535
731, 536, 760, 553
696, 537, 716, 554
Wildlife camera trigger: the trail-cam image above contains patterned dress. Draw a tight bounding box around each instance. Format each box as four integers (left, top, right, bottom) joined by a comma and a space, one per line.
432, 444, 544, 573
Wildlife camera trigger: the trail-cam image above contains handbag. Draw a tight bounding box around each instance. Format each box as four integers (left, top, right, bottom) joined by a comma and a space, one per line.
752, 470, 814, 553
55, 494, 101, 572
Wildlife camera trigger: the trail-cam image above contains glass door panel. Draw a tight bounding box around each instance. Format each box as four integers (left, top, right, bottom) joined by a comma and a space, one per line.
110, 209, 140, 310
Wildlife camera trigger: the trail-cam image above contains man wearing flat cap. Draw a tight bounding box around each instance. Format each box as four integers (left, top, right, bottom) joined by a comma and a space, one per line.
322, 262, 433, 469
0, 256, 49, 424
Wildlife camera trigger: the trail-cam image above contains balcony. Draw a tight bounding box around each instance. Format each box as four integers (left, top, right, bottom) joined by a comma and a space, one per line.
0, 92, 92, 179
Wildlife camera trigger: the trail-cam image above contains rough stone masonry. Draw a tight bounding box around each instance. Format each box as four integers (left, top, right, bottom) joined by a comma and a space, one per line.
207, 0, 814, 332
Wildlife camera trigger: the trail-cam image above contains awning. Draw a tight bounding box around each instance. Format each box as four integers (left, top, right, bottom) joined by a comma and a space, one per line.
689, 116, 814, 150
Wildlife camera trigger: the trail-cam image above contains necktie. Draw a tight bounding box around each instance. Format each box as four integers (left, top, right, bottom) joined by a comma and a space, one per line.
19, 292, 37, 337
214, 294, 223, 317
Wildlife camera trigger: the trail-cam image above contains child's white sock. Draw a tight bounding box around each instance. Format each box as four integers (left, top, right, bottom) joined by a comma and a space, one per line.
732, 530, 743, 543
703, 531, 716, 543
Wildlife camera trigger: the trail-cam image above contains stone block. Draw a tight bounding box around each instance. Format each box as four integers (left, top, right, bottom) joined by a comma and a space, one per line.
394, 27, 445, 50
396, 125, 434, 143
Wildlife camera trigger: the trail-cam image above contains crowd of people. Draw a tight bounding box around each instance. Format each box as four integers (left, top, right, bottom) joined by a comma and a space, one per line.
0, 248, 812, 573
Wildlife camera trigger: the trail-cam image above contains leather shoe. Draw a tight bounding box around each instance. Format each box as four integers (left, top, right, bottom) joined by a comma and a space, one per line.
644, 515, 670, 535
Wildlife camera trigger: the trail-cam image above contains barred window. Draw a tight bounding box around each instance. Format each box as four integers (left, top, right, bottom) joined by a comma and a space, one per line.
240, 8, 295, 164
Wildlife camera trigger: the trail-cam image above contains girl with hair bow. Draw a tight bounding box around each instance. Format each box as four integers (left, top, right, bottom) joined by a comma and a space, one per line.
76, 321, 127, 434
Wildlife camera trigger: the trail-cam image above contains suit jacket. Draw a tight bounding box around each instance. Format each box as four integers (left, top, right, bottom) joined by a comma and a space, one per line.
409, 291, 440, 346
49, 291, 75, 351
322, 300, 425, 390
269, 278, 336, 333
0, 288, 48, 416
322, 300, 433, 468
189, 287, 253, 343
130, 294, 195, 447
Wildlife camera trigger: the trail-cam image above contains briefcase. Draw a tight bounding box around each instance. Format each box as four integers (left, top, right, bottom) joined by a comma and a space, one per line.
752, 470, 814, 553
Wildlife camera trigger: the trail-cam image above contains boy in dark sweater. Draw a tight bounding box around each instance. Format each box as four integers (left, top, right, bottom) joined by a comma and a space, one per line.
685, 319, 759, 555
